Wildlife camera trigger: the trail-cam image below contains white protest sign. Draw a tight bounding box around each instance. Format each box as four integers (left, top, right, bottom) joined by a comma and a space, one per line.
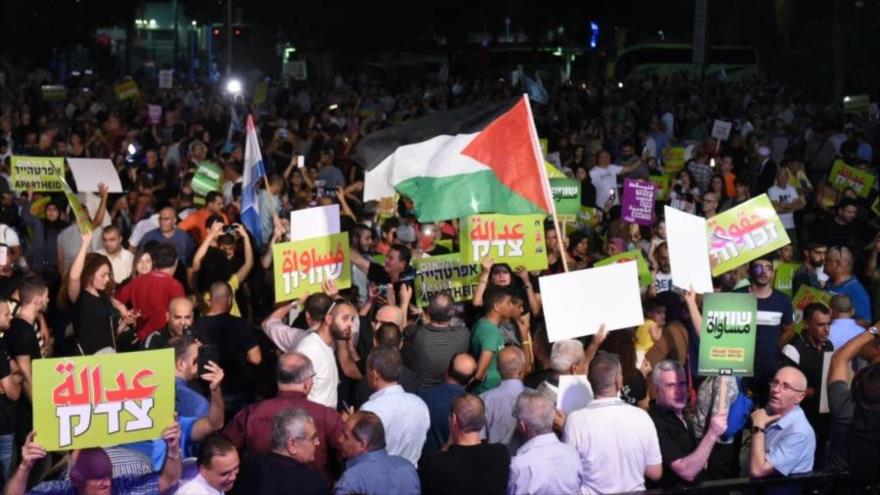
819, 351, 833, 414
289, 204, 341, 242
665, 206, 713, 294
539, 261, 644, 342
711, 120, 732, 141
66, 158, 123, 193
148, 104, 162, 125
558, 375, 594, 414
159, 70, 173, 89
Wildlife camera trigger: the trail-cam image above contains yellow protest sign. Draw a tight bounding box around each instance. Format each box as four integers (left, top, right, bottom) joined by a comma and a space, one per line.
272, 233, 351, 302
10, 156, 65, 191
662, 146, 687, 173
32, 349, 175, 451
114, 80, 140, 101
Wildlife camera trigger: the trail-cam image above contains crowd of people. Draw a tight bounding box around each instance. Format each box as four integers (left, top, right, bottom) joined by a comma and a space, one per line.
0, 66, 878, 494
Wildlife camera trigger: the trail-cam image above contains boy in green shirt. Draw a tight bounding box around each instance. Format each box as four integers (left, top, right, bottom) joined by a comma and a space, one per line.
471, 286, 513, 393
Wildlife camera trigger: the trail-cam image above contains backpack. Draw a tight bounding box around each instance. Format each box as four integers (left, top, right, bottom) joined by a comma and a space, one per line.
722, 377, 753, 440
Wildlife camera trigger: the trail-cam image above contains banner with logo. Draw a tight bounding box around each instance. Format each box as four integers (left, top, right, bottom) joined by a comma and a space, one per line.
707, 194, 790, 276
593, 249, 653, 288
191, 161, 223, 197
10, 156, 65, 191
413, 253, 480, 307
698, 293, 758, 376
621, 179, 657, 226
550, 178, 581, 221
272, 233, 351, 302
828, 160, 875, 198
792, 285, 832, 333
32, 349, 174, 451
460, 214, 548, 272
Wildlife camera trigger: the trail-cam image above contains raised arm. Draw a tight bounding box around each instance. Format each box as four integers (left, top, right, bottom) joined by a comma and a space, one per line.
829, 326, 877, 384
67, 230, 94, 304
191, 362, 225, 441
192, 221, 224, 272
683, 287, 702, 336
89, 183, 110, 229
670, 414, 727, 481
233, 224, 254, 282
158, 421, 182, 493
472, 256, 494, 308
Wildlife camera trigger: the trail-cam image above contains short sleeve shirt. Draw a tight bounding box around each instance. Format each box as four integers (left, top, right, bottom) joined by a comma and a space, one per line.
471, 319, 504, 393
764, 406, 815, 476
735, 288, 793, 379
6, 317, 40, 359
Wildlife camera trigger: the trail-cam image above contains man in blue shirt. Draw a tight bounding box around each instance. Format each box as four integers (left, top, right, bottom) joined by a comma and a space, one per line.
419, 353, 476, 456
173, 335, 210, 417
825, 246, 872, 325
749, 366, 816, 478
335, 411, 420, 495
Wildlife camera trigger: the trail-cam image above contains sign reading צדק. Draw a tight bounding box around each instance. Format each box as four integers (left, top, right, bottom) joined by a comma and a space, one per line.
827, 160, 875, 198
413, 253, 480, 307
550, 178, 581, 220
707, 194, 790, 276
272, 232, 351, 302
698, 293, 757, 376
32, 349, 175, 451
460, 214, 548, 272
10, 156, 65, 192
792, 285, 832, 333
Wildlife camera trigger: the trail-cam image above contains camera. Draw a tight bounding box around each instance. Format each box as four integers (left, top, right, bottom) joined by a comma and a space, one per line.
224, 225, 238, 235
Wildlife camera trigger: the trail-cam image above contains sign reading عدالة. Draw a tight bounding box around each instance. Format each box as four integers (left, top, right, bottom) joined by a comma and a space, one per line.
550, 178, 581, 221
707, 194, 790, 276
828, 160, 875, 198
621, 179, 657, 226
413, 253, 480, 307
593, 249, 654, 288
773, 262, 801, 297
460, 214, 548, 272
662, 146, 687, 173
792, 285, 832, 333
33, 349, 174, 451
10, 156, 65, 192
698, 293, 757, 376
272, 232, 351, 302
711, 120, 733, 141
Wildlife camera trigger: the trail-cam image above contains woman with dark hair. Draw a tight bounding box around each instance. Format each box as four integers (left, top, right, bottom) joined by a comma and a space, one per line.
567, 231, 593, 270
473, 257, 541, 318
599, 328, 650, 410
708, 174, 732, 211
668, 168, 699, 214
68, 230, 135, 354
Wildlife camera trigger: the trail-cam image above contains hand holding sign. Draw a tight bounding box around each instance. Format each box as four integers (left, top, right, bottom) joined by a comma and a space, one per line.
708, 413, 728, 438
21, 431, 47, 469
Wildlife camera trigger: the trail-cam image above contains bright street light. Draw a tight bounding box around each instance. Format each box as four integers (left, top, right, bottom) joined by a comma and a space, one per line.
225, 78, 242, 95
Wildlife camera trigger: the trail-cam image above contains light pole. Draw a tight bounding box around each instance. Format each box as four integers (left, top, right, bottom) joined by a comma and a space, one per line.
226, 0, 232, 76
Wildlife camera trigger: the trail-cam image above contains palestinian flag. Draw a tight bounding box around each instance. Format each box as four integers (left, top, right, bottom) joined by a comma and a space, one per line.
353, 95, 554, 222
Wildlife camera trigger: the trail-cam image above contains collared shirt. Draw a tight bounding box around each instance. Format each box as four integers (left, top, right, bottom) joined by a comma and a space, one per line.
480, 379, 526, 452
827, 277, 872, 322
765, 406, 815, 476
648, 404, 701, 488
223, 390, 344, 475
508, 433, 582, 495
96, 248, 135, 283
418, 383, 466, 456
176, 376, 209, 418
335, 449, 420, 495
563, 397, 662, 495
361, 384, 430, 466
176, 473, 223, 494
829, 318, 864, 351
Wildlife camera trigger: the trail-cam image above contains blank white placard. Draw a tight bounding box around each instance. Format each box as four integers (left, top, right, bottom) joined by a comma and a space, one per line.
665, 206, 714, 294
539, 260, 644, 342
289, 204, 341, 241
66, 158, 123, 193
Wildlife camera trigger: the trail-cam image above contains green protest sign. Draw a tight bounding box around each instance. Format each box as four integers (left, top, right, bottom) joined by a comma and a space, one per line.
843, 94, 870, 114
114, 80, 140, 101
413, 253, 480, 307
828, 160, 875, 198
872, 196, 880, 218
792, 285, 832, 333
662, 146, 686, 173
575, 206, 601, 229
707, 194, 790, 276
41, 85, 68, 102
192, 161, 223, 197
550, 178, 581, 221
593, 250, 653, 288
773, 262, 801, 297
647, 173, 672, 201
33, 349, 175, 451
460, 214, 548, 272
10, 156, 65, 191
60, 176, 91, 234
539, 138, 549, 156
698, 293, 757, 376
272, 233, 351, 302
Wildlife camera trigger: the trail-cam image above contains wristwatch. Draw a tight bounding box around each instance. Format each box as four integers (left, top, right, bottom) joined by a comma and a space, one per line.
868, 326, 878, 336
751, 425, 766, 434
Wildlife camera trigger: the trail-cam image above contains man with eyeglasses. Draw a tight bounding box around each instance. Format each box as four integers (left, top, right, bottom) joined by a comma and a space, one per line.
749, 366, 816, 478
233, 409, 330, 495
736, 256, 794, 406
138, 206, 194, 266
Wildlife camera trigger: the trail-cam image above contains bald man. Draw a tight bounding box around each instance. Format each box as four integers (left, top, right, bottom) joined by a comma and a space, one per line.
143, 297, 196, 349
749, 366, 816, 477
480, 346, 528, 453
419, 353, 478, 456
138, 206, 195, 266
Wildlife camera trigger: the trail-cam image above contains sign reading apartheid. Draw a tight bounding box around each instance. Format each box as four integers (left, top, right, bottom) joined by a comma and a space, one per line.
550, 179, 581, 221
33, 349, 174, 451
792, 285, 832, 333
593, 249, 654, 288
272, 232, 351, 302
707, 194, 790, 276
698, 293, 757, 376
827, 160, 875, 198
413, 253, 480, 307
460, 214, 548, 272
10, 156, 65, 191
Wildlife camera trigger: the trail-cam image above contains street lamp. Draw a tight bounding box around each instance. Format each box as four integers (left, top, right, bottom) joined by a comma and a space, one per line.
225, 78, 242, 96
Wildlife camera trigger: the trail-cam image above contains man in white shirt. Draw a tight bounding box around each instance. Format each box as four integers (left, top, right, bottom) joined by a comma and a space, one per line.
360, 346, 430, 466
767, 168, 804, 242
176, 434, 240, 494
294, 296, 357, 408
95, 226, 134, 283
589, 149, 642, 209
563, 352, 662, 494
261, 295, 325, 352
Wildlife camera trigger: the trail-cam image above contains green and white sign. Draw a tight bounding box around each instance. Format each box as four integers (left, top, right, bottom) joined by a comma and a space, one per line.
773, 262, 801, 297
192, 161, 223, 197
707, 194, 790, 276
828, 160, 875, 198
460, 214, 548, 272
550, 178, 581, 221
272, 233, 351, 302
10, 156, 65, 191
698, 293, 757, 376
413, 253, 480, 307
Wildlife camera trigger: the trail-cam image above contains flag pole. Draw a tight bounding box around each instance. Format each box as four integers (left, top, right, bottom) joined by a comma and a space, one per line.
522, 95, 569, 273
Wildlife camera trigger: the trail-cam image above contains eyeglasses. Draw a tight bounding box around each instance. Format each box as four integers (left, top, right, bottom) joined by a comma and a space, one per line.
293, 433, 320, 446
769, 378, 805, 394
